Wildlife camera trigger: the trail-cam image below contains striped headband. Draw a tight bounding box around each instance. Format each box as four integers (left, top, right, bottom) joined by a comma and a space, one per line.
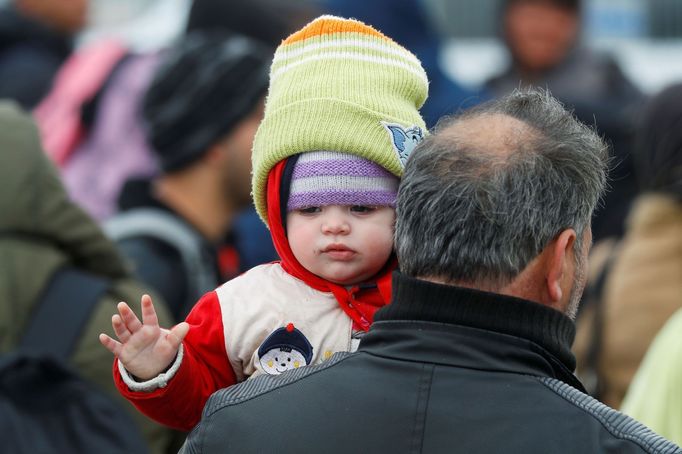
287, 151, 399, 211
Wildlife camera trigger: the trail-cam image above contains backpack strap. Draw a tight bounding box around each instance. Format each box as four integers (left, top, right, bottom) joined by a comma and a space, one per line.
104, 208, 218, 306
20, 268, 110, 360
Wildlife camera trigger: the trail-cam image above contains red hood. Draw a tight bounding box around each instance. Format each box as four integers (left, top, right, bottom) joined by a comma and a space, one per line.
266, 160, 395, 331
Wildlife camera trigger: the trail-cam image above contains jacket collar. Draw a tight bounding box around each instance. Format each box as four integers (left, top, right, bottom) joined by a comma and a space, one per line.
363, 272, 583, 389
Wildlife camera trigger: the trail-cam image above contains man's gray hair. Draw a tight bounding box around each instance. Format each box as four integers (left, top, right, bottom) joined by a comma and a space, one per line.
395, 88, 608, 288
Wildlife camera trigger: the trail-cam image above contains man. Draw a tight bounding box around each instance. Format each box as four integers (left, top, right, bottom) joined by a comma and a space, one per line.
486, 0, 645, 242
486, 0, 641, 105
106, 31, 275, 321
0, 0, 87, 109
179, 89, 680, 453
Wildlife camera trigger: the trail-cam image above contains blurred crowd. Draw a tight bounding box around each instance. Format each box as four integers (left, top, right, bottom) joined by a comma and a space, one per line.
0, 0, 680, 452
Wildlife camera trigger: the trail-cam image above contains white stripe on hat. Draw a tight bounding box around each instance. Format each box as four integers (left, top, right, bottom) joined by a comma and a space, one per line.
290, 175, 399, 194
271, 52, 429, 88
273, 37, 423, 68
296, 150, 368, 164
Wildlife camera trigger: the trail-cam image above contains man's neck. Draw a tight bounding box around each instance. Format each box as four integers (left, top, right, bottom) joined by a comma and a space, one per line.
418, 253, 566, 316
418, 275, 543, 307
154, 172, 234, 242
377, 273, 579, 375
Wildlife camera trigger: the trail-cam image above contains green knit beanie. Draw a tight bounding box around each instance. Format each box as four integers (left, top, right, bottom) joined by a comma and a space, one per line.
251, 15, 428, 225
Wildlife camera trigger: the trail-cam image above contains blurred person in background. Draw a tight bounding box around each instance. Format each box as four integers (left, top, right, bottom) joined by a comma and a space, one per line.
573, 82, 682, 410
33, 38, 161, 222
183, 0, 317, 271
0, 101, 182, 453
0, 0, 87, 109
321, 0, 487, 128
33, 0, 315, 256
486, 0, 646, 243
621, 307, 682, 446
185, 0, 316, 47
486, 0, 642, 104
105, 32, 272, 322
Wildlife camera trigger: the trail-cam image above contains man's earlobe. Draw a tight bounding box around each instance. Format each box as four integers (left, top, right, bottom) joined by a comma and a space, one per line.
548, 276, 563, 304
545, 229, 577, 304
205, 141, 228, 164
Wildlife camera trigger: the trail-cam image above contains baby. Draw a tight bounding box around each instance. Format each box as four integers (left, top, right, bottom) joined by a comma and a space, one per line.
100, 15, 428, 431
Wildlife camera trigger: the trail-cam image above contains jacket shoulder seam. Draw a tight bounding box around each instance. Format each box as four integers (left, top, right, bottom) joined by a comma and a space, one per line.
202, 352, 353, 416
537, 377, 681, 453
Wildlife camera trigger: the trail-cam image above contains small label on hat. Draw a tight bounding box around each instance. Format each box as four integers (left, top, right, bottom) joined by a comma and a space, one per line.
382, 122, 424, 167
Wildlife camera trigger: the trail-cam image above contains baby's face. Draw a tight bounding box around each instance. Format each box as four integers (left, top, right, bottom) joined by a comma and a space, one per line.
286, 205, 395, 286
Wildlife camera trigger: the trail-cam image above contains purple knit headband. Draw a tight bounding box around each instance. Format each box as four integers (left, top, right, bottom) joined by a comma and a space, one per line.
287, 151, 399, 211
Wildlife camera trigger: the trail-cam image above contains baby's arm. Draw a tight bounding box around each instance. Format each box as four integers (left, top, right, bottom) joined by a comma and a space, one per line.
99, 294, 189, 380
103, 291, 238, 431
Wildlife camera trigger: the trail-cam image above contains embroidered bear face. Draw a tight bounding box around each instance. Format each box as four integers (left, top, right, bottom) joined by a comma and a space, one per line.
257, 323, 314, 376
259, 346, 308, 375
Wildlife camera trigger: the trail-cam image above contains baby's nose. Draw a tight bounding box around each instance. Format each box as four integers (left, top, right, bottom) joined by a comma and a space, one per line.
322, 216, 350, 234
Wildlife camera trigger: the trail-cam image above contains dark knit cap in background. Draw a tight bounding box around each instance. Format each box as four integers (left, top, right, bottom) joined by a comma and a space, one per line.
143, 31, 272, 172
185, 0, 318, 47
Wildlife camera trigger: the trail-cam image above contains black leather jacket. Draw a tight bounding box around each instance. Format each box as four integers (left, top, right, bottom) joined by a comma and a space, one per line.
180, 273, 680, 454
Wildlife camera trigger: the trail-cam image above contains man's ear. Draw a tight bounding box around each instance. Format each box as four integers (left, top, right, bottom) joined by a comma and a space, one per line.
545, 229, 577, 305
204, 139, 228, 165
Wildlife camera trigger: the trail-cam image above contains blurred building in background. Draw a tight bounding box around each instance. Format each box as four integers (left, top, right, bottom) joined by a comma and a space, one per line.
76, 0, 192, 51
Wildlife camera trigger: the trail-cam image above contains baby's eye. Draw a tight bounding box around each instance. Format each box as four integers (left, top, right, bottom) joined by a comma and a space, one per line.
298, 206, 321, 214
350, 205, 375, 213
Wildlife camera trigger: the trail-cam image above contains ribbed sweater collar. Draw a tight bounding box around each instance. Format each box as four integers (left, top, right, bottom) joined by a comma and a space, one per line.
375, 272, 577, 371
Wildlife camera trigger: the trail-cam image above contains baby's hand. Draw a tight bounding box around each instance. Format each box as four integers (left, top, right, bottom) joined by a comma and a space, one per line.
99, 294, 189, 380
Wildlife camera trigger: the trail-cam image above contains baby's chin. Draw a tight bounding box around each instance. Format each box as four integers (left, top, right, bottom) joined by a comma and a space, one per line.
317, 269, 380, 287
317, 274, 360, 287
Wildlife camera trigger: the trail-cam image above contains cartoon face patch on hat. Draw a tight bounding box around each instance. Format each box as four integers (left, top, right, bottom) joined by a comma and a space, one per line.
257, 323, 314, 375
382, 122, 425, 166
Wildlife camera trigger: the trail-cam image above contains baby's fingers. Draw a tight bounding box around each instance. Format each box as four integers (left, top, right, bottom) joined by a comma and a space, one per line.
140, 294, 159, 327
166, 322, 190, 350
117, 302, 143, 333
112, 314, 132, 343
99, 333, 123, 357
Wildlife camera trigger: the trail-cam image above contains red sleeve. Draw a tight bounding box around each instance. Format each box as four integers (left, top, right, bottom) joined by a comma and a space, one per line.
113, 291, 237, 431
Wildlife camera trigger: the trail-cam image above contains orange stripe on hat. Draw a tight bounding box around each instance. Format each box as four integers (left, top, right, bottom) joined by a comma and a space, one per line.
281, 15, 391, 46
